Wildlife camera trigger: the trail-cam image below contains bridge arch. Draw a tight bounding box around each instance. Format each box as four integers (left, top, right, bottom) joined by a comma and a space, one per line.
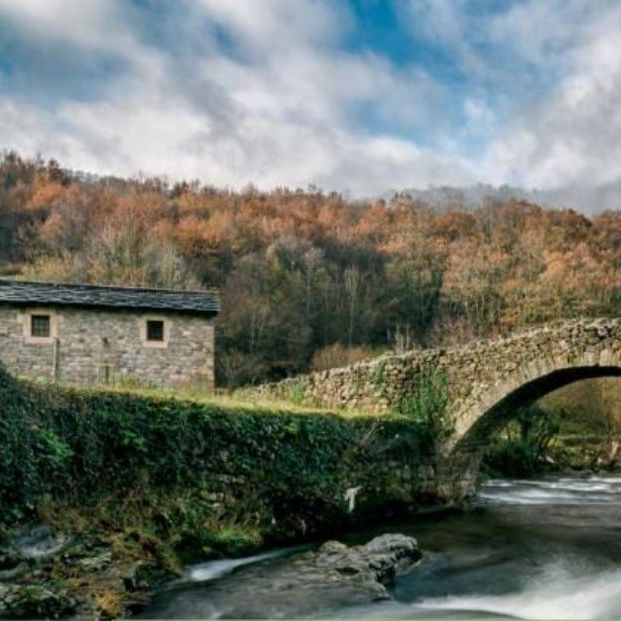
443, 350, 621, 499
251, 319, 621, 502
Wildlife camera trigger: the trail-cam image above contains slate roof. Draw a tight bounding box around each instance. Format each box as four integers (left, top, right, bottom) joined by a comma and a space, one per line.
0, 280, 220, 317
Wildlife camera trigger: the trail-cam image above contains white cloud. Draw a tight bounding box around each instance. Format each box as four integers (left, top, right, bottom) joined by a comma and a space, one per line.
0, 0, 136, 53
0, 0, 476, 195
1, 0, 621, 205
485, 4, 621, 191
399, 0, 621, 204
196, 0, 346, 52
487, 1, 587, 66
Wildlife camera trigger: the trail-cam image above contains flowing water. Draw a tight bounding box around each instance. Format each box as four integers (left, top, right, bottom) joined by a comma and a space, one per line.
144, 473, 621, 619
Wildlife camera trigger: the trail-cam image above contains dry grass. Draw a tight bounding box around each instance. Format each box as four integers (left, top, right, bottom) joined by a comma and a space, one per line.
93, 590, 127, 619
44, 376, 381, 419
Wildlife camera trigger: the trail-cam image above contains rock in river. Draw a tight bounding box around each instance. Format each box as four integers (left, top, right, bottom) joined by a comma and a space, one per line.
143, 533, 422, 619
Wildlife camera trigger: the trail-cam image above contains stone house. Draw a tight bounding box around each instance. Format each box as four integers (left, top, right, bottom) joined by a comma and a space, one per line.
0, 280, 219, 388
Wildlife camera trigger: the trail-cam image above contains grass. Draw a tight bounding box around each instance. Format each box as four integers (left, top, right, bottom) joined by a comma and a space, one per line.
25, 375, 381, 420
542, 379, 621, 432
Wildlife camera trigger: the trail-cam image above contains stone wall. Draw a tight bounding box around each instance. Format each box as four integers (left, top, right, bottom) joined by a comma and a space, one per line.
0, 304, 215, 388
251, 319, 621, 495
0, 363, 440, 541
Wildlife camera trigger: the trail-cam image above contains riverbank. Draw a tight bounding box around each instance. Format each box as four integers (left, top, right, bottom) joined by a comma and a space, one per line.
140, 473, 621, 619
0, 509, 437, 618
0, 365, 438, 618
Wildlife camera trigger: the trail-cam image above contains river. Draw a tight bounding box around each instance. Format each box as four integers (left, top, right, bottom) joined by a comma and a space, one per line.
143, 473, 621, 619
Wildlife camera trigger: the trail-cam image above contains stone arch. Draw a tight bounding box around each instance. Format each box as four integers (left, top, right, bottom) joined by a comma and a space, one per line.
441, 348, 621, 499
250, 319, 621, 501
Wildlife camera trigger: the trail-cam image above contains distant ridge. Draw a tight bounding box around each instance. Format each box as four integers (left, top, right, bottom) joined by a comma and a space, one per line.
381, 182, 621, 214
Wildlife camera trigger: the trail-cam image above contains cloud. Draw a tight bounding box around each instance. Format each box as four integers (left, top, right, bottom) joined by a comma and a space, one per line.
196, 0, 347, 53
0, 0, 620, 206
0, 0, 128, 50
399, 0, 621, 206
484, 3, 621, 194
0, 0, 476, 195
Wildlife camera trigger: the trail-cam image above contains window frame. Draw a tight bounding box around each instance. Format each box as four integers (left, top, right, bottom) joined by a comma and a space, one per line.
20, 308, 59, 345
146, 319, 165, 342
140, 315, 170, 348
30, 314, 51, 338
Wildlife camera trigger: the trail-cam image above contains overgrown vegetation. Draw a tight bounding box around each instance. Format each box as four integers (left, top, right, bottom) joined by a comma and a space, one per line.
394, 367, 451, 438
0, 363, 436, 616
2, 152, 621, 388
482, 405, 560, 477
538, 378, 621, 471
0, 364, 432, 540
483, 379, 621, 477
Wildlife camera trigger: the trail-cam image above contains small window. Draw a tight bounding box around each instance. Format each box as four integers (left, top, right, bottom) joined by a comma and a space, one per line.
31, 314, 51, 338
146, 320, 164, 342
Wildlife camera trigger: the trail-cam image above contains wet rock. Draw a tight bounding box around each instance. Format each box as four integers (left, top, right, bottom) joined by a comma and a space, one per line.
14, 526, 72, 561
0, 526, 73, 585
144, 533, 422, 618
0, 526, 72, 570
317, 540, 348, 556
0, 585, 77, 619
0, 526, 176, 620
0, 549, 28, 582
314, 533, 420, 588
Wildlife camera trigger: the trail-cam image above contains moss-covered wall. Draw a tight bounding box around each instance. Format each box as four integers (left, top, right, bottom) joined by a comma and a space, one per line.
0, 365, 436, 547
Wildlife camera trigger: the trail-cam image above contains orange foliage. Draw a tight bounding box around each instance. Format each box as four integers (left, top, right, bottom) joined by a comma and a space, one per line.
1, 151, 620, 385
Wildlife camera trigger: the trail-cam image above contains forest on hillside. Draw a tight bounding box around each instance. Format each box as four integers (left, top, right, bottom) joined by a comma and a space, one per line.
1, 152, 620, 387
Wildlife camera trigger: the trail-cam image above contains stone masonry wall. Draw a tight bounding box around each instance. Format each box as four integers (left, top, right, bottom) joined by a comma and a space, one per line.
251, 318, 621, 448
250, 318, 621, 499
0, 304, 215, 388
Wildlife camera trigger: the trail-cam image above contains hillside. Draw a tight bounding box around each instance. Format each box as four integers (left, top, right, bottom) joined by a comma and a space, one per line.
1, 151, 620, 387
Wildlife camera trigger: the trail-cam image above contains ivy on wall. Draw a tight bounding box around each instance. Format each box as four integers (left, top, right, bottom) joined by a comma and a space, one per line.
394, 366, 451, 438
0, 365, 434, 538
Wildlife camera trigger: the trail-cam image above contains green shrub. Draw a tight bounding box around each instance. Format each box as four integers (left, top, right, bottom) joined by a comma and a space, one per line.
36, 430, 74, 470
201, 525, 263, 555
482, 404, 560, 477
484, 441, 542, 478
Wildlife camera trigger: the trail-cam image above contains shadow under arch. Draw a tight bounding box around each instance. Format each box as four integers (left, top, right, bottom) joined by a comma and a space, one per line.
445, 364, 621, 498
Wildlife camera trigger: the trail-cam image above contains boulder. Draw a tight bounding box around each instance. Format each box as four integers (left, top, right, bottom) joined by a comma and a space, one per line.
316, 533, 421, 585
143, 533, 422, 618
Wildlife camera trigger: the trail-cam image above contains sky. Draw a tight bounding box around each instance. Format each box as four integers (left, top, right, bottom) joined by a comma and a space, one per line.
1, 0, 621, 205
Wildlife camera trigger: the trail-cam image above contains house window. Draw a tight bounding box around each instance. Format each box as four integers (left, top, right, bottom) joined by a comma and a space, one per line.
31, 314, 51, 338
146, 319, 164, 342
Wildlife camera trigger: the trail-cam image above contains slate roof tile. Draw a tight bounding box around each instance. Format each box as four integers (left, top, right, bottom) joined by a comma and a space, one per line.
0, 280, 220, 316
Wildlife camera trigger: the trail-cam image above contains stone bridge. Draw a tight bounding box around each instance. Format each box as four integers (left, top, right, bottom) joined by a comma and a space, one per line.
252, 319, 621, 498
